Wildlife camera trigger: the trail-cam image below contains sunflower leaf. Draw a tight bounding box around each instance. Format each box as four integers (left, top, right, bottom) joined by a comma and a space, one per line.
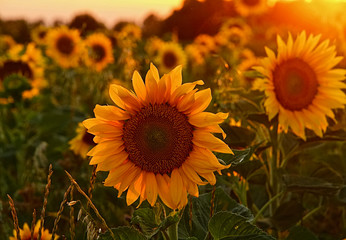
208, 211, 275, 240
178, 187, 253, 239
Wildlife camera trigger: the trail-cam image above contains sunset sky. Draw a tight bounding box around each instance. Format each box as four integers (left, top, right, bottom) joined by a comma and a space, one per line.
0, 0, 345, 27
0, 0, 183, 27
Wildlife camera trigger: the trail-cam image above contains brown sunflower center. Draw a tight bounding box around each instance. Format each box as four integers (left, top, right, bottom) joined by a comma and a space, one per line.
56, 35, 74, 55
228, 33, 241, 45
273, 58, 318, 111
163, 51, 178, 69
0, 60, 33, 81
123, 104, 194, 174
38, 30, 46, 39
82, 131, 96, 146
91, 44, 106, 62
242, 0, 260, 6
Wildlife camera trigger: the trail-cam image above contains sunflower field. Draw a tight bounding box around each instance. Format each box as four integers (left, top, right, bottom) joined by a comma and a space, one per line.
0, 0, 346, 239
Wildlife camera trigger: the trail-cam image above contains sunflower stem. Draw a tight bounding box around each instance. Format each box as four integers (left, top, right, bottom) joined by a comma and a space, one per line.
167, 220, 178, 240
269, 119, 279, 215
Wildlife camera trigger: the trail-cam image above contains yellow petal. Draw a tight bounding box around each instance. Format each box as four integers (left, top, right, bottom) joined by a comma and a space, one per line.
132, 70, 147, 101
192, 130, 233, 154
145, 172, 158, 206
189, 112, 228, 127
87, 139, 124, 156
156, 174, 175, 209
188, 89, 212, 115
170, 168, 183, 207
126, 173, 143, 206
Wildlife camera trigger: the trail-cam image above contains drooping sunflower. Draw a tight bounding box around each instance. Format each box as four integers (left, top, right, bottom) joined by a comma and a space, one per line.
233, 0, 268, 17
69, 122, 96, 158
83, 64, 232, 209
31, 25, 49, 45
254, 32, 346, 140
9, 220, 58, 240
46, 26, 82, 68
84, 33, 114, 72
155, 42, 187, 73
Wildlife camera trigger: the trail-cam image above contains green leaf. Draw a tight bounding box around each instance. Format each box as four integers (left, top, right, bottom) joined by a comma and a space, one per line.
286, 226, 318, 240
99, 226, 147, 240
282, 174, 342, 196
271, 200, 305, 231
178, 187, 253, 239
221, 123, 256, 148
131, 208, 158, 237
208, 211, 275, 240
217, 147, 255, 166
131, 208, 179, 238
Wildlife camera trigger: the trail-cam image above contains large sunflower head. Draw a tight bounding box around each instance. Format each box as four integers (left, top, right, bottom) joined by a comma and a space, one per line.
155, 42, 187, 73
9, 220, 58, 240
234, 0, 268, 17
254, 31, 346, 140
46, 26, 82, 68
83, 63, 232, 209
69, 122, 96, 158
84, 33, 114, 72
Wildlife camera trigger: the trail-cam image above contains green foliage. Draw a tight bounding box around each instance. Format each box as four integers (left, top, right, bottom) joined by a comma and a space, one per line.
99, 226, 147, 240
208, 212, 275, 240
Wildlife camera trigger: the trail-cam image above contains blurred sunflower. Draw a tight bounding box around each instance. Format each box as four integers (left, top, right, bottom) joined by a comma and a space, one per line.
145, 36, 164, 58
254, 32, 346, 140
84, 33, 114, 72
185, 44, 205, 67
46, 26, 82, 68
9, 43, 45, 66
155, 42, 186, 73
0, 35, 16, 53
69, 122, 96, 158
234, 0, 268, 17
194, 34, 216, 54
83, 64, 232, 209
220, 18, 252, 37
0, 58, 45, 99
119, 23, 142, 41
9, 220, 58, 240
216, 26, 249, 51
31, 25, 48, 45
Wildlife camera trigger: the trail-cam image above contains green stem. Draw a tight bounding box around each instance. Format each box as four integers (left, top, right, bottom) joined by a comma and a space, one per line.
167, 221, 178, 240
269, 120, 279, 214
252, 191, 284, 223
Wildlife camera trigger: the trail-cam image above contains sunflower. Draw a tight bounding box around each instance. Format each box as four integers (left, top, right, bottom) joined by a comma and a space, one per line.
194, 34, 216, 54
145, 36, 164, 58
31, 25, 48, 45
83, 64, 232, 209
234, 0, 268, 17
219, 18, 252, 37
9, 220, 58, 240
254, 32, 346, 140
0, 58, 45, 99
9, 43, 45, 66
0, 35, 16, 53
46, 26, 82, 68
84, 33, 114, 72
184, 44, 205, 67
69, 122, 96, 158
155, 42, 187, 73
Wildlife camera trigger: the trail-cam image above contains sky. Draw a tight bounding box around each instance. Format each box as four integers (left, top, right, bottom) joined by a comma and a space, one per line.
0, 0, 183, 27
